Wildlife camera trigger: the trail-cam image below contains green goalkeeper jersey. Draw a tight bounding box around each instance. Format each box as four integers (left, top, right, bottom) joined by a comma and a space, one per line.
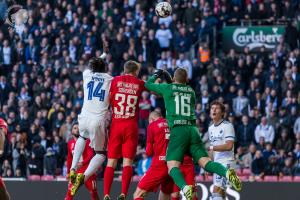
145, 76, 196, 128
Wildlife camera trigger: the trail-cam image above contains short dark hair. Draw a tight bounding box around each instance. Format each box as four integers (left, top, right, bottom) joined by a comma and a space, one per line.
89, 57, 106, 73
210, 100, 225, 114
174, 68, 188, 84
124, 60, 140, 74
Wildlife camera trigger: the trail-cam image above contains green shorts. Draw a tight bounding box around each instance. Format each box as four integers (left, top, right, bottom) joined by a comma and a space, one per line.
166, 125, 208, 163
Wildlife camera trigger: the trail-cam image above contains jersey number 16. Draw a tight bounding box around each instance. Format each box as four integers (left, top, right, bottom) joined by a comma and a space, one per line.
175, 95, 191, 117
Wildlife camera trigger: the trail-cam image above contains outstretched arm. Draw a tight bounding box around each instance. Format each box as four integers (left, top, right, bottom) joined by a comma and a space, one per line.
0, 129, 5, 156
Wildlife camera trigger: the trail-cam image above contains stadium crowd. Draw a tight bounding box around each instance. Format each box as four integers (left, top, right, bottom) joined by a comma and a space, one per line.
0, 0, 300, 182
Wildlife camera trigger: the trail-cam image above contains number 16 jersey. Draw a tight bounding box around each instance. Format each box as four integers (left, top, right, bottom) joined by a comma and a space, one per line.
110, 74, 145, 122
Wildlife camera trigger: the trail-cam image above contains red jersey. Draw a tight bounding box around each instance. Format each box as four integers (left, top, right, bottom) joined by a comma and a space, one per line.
0, 118, 7, 135
110, 75, 145, 121
146, 118, 170, 165
67, 138, 94, 173
139, 99, 151, 119
182, 155, 194, 166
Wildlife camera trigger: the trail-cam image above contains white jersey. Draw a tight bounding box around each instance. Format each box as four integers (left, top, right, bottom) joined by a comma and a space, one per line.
80, 69, 113, 118
208, 120, 235, 163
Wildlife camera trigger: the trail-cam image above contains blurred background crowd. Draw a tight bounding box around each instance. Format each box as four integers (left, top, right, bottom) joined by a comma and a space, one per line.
0, 0, 300, 181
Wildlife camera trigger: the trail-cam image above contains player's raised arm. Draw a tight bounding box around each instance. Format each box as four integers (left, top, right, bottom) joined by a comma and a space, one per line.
145, 69, 169, 95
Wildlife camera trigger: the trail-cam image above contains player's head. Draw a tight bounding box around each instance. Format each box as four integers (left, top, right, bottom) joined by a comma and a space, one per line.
71, 121, 79, 138
210, 100, 225, 122
89, 57, 106, 73
149, 111, 162, 123
123, 60, 141, 77
174, 68, 188, 84
0, 118, 7, 135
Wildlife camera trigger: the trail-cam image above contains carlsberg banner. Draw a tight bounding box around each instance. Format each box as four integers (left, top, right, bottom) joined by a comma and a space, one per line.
223, 26, 285, 52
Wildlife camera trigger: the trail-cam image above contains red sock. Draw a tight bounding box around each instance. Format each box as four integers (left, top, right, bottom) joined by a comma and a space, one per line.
121, 166, 133, 195
134, 198, 144, 200
171, 197, 180, 200
104, 166, 115, 196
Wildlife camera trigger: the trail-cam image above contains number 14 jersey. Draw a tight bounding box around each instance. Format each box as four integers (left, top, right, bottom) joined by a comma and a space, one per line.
110, 75, 145, 121
81, 69, 113, 118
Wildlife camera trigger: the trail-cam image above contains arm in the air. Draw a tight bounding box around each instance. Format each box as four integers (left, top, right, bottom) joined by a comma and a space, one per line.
145, 76, 168, 96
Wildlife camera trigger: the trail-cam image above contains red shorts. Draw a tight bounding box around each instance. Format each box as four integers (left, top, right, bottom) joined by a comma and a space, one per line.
173, 164, 196, 192
138, 163, 174, 194
107, 120, 138, 159
0, 177, 4, 188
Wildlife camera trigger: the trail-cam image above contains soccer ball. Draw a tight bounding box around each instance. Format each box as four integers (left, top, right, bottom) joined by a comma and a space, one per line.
155, 2, 172, 18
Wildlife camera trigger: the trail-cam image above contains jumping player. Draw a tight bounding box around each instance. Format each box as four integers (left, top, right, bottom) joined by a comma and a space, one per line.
208, 101, 236, 200
70, 43, 112, 196
133, 111, 173, 200
171, 155, 197, 200
104, 60, 145, 200
65, 122, 99, 200
145, 68, 241, 200
0, 118, 10, 200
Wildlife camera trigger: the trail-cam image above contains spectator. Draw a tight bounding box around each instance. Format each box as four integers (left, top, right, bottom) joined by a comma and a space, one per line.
263, 143, 277, 162
136, 152, 151, 176
280, 157, 295, 176
294, 115, 300, 135
28, 153, 43, 176
251, 150, 265, 178
155, 24, 172, 51
242, 143, 257, 169
275, 129, 293, 153
44, 147, 57, 176
176, 53, 193, 79
265, 156, 281, 176
237, 115, 255, 148
254, 116, 275, 144
232, 89, 249, 117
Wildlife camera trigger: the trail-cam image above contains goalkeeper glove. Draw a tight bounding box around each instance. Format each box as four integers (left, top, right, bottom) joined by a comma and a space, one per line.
163, 70, 173, 83
153, 69, 164, 78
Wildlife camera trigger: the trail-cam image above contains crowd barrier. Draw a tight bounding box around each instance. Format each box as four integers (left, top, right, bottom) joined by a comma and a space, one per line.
5, 180, 300, 200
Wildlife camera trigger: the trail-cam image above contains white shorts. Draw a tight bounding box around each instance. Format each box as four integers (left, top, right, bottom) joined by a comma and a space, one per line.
78, 114, 108, 152
213, 161, 235, 189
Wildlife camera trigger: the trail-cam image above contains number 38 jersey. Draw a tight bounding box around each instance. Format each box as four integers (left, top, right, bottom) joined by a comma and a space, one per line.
81, 69, 113, 118
110, 75, 145, 121
145, 76, 196, 128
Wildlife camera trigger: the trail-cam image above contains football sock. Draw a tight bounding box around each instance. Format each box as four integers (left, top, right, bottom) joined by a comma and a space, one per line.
212, 193, 225, 200
71, 137, 86, 170
134, 198, 144, 200
84, 154, 106, 180
121, 166, 133, 195
204, 161, 227, 177
169, 167, 187, 190
104, 166, 115, 196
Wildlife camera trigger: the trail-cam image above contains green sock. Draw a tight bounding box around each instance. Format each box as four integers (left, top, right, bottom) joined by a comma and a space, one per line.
204, 161, 227, 177
169, 167, 187, 190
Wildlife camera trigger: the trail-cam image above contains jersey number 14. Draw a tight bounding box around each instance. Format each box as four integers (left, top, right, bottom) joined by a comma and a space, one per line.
175, 95, 191, 116
87, 81, 105, 101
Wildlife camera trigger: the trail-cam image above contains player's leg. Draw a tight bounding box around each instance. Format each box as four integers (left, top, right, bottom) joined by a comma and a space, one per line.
211, 174, 226, 200
84, 119, 107, 181
189, 127, 241, 191
85, 175, 100, 200
104, 121, 122, 199
70, 116, 88, 182
158, 191, 171, 200
182, 165, 197, 200
119, 122, 138, 199
0, 179, 10, 200
133, 188, 147, 200
64, 182, 73, 200
166, 126, 192, 200
159, 175, 173, 200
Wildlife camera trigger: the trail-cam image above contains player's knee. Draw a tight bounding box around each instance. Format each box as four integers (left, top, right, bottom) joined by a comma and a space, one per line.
123, 158, 133, 166
107, 159, 117, 168
133, 188, 146, 198
198, 157, 211, 168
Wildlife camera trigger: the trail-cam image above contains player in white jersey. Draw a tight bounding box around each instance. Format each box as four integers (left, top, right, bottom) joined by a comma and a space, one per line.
70, 42, 113, 196
208, 101, 236, 200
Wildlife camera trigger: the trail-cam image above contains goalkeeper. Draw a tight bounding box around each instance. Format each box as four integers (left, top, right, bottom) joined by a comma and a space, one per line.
145, 68, 242, 200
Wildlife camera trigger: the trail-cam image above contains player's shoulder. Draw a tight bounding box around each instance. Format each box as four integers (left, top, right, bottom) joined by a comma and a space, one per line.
68, 138, 76, 145
221, 120, 234, 129
83, 68, 92, 76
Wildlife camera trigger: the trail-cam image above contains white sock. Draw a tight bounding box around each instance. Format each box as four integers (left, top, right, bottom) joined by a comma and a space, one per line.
70, 137, 86, 170
84, 154, 106, 180
211, 193, 225, 200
